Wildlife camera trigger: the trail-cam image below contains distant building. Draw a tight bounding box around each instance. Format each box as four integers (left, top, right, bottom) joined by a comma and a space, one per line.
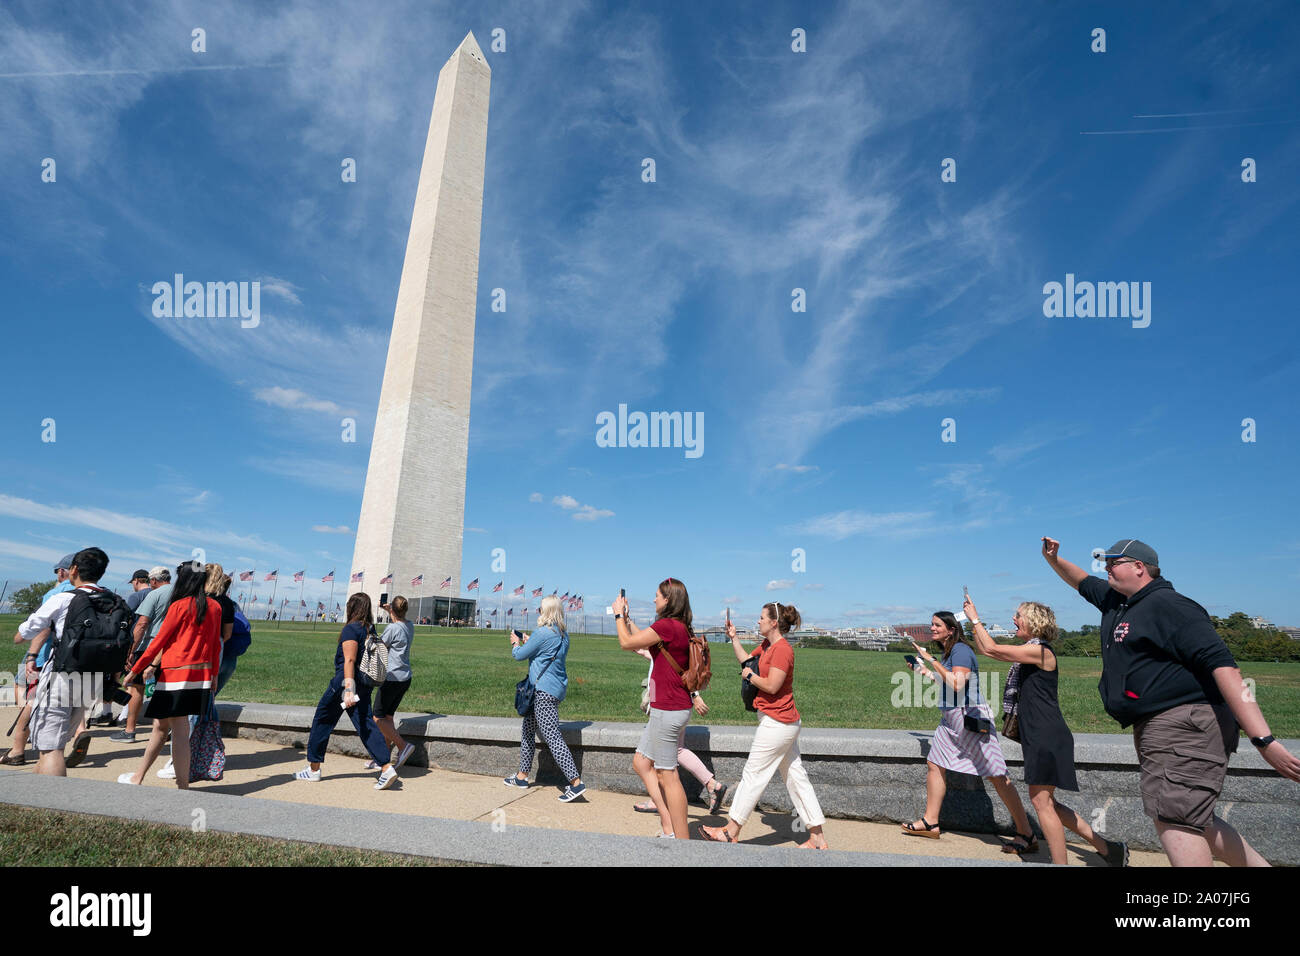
1278, 627, 1300, 642
1249, 616, 1277, 631
894, 624, 931, 643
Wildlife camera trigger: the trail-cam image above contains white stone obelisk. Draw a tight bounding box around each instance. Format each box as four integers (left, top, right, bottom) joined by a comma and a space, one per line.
349, 32, 490, 611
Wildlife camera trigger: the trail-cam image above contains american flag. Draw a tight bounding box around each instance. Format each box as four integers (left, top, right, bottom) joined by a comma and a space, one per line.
507, 608, 513, 616
551, 589, 557, 596
411, 574, 424, 586
561, 592, 569, 600
239, 571, 254, 582
467, 578, 479, 591
300, 599, 307, 607
512, 584, 524, 596
491, 581, 503, 593
439, 576, 452, 590
523, 607, 528, 615
250, 594, 257, 603
321, 570, 334, 582
265, 570, 278, 581
380, 572, 393, 584
351, 571, 363, 583
293, 570, 305, 582
317, 601, 324, 611
490, 609, 497, 617
531, 587, 543, 597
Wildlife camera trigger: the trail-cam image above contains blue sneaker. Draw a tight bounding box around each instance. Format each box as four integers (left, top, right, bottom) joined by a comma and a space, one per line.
559, 782, 587, 802
503, 775, 529, 788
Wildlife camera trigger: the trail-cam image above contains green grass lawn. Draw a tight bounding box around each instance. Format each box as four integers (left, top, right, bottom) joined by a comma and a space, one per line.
0, 805, 465, 866
4, 615, 1298, 735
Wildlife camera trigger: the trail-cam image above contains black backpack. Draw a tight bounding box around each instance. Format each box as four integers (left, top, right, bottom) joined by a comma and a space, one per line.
52, 588, 134, 674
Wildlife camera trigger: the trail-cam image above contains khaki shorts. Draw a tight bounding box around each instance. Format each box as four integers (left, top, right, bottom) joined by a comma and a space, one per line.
1132, 702, 1238, 831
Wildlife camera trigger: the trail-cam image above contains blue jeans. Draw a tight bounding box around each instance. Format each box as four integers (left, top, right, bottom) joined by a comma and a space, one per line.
306, 674, 390, 765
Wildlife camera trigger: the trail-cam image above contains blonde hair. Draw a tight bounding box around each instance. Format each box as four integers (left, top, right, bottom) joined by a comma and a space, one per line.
1017, 602, 1059, 642
203, 563, 226, 597
535, 595, 566, 633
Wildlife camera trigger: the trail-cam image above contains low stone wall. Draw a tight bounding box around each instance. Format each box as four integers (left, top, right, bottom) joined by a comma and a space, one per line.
217, 702, 1300, 864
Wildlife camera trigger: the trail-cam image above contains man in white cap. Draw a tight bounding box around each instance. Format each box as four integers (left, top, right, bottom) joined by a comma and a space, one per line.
1042, 536, 1300, 866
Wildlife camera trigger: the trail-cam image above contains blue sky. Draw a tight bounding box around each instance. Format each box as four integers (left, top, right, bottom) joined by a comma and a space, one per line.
1, 0, 1298, 630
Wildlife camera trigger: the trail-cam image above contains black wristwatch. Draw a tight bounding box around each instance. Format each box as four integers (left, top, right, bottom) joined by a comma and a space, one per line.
1250, 735, 1275, 749
614, 613, 624, 620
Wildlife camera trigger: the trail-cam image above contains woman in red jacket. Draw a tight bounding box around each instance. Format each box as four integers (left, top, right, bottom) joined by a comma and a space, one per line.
118, 563, 221, 789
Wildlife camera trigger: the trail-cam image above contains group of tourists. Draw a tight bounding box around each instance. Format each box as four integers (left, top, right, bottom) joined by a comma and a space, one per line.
6, 548, 251, 787
9, 536, 1300, 865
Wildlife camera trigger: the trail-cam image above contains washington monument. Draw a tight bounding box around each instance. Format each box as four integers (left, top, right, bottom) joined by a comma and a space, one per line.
349, 32, 490, 606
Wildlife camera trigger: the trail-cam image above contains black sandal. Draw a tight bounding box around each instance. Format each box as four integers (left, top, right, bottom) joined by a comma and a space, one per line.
1002, 832, 1040, 854
901, 817, 941, 839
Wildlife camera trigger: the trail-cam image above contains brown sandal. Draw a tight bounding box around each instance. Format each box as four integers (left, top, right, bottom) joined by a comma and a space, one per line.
0, 751, 25, 766
698, 824, 736, 843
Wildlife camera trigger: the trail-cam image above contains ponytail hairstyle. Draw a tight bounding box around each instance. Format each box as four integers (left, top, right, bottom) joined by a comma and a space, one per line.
765, 601, 801, 635
389, 595, 409, 621
932, 611, 966, 653
656, 577, 695, 638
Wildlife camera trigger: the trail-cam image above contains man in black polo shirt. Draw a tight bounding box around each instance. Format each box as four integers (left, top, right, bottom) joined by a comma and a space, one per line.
1042, 536, 1299, 866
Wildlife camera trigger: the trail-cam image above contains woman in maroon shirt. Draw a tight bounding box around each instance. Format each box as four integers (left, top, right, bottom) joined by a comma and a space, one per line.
614, 577, 698, 840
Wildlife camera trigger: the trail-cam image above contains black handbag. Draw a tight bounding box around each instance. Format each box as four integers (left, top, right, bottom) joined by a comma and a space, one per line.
963, 707, 996, 735
740, 654, 761, 712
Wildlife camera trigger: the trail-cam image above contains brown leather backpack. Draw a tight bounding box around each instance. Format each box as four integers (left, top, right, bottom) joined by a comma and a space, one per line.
659, 629, 712, 693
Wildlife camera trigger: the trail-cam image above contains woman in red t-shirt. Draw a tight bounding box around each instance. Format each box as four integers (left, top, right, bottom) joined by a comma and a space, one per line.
700, 602, 829, 849
613, 577, 700, 840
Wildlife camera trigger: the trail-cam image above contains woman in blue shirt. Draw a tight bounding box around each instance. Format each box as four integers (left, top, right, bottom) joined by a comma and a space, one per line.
902, 611, 1035, 852
505, 596, 586, 802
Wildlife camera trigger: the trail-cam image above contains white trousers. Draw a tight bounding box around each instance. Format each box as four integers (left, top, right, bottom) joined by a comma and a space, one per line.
728, 714, 825, 828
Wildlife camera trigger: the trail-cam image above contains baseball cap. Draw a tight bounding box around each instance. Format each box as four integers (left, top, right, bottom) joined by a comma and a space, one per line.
148, 565, 171, 581
1094, 539, 1159, 566
55, 553, 76, 572
130, 569, 150, 582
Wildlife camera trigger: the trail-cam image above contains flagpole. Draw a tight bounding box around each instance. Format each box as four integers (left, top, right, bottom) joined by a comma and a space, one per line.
328, 574, 336, 623
268, 574, 278, 623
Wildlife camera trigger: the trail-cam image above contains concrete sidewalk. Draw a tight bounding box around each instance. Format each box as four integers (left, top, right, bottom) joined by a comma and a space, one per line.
0, 705, 1165, 865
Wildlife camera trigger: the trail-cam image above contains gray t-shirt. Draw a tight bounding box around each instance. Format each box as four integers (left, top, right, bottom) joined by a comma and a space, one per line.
380, 621, 414, 682
135, 583, 174, 652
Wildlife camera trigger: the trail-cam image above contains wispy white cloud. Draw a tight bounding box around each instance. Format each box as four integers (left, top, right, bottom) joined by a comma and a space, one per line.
254, 386, 346, 416
552, 495, 579, 510
0, 492, 279, 557
765, 579, 795, 591
572, 504, 614, 522
311, 524, 353, 534
528, 492, 543, 503
788, 510, 937, 542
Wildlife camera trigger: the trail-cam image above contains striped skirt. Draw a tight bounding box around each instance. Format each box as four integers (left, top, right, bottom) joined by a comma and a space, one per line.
143, 662, 214, 719
928, 705, 1008, 778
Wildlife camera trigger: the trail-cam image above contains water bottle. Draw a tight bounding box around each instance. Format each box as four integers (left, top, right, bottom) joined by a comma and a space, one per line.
144, 673, 156, 699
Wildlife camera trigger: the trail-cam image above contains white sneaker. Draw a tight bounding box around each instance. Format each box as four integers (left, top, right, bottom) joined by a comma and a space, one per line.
294, 765, 321, 782
117, 773, 138, 785
394, 743, 416, 769
375, 766, 398, 790
157, 758, 175, 779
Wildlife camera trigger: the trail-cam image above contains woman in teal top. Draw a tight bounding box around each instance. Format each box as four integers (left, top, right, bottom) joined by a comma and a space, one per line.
505, 596, 586, 802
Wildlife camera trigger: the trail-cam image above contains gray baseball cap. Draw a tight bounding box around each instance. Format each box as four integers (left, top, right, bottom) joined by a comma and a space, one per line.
1098, 539, 1159, 566
55, 553, 76, 572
